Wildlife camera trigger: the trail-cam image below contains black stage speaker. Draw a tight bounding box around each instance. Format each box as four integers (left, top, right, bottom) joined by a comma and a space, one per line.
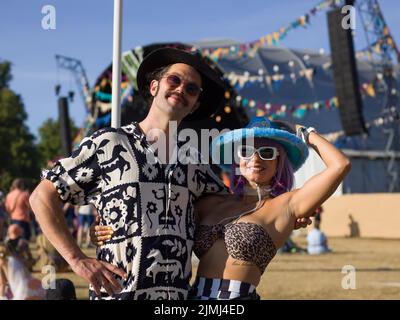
58, 97, 72, 156
327, 6, 367, 136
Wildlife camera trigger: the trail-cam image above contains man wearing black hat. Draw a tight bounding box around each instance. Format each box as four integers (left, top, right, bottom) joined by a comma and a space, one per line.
30, 48, 229, 300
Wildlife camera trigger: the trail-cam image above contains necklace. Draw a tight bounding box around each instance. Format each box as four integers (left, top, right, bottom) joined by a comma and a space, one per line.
216, 184, 271, 225
243, 184, 271, 199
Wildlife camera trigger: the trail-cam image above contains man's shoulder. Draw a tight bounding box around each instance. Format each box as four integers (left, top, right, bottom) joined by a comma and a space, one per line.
89, 123, 142, 143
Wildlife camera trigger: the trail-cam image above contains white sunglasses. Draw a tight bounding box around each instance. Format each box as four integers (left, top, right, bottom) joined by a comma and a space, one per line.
238, 145, 280, 161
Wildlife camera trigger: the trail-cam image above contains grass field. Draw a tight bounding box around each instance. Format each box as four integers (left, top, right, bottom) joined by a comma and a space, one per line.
32, 237, 400, 300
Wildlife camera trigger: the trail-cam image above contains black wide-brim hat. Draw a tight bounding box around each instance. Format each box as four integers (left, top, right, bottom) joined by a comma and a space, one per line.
137, 48, 226, 121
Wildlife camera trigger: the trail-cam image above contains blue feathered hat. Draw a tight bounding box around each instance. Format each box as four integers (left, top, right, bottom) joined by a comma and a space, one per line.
211, 117, 309, 172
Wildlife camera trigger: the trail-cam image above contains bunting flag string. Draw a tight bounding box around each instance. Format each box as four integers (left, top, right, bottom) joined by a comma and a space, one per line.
321, 107, 399, 143
199, 0, 342, 61
233, 78, 382, 120
199, 0, 399, 64
356, 26, 400, 63
225, 67, 316, 90
235, 95, 340, 119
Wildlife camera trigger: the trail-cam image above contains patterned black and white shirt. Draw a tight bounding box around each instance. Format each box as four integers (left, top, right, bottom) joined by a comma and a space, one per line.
43, 122, 228, 300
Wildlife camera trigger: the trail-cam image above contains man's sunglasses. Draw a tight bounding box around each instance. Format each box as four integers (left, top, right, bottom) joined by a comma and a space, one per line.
238, 145, 280, 161
162, 74, 203, 97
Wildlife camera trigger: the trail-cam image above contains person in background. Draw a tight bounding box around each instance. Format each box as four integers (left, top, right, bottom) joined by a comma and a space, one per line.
77, 204, 95, 248
63, 203, 77, 239
44, 278, 77, 300
314, 206, 323, 224
5, 179, 32, 241
0, 226, 45, 300
307, 208, 331, 255
5, 224, 36, 271
278, 237, 307, 254
0, 191, 7, 241
35, 232, 70, 273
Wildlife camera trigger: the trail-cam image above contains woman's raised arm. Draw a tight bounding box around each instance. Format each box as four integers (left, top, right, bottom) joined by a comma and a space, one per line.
288, 131, 351, 219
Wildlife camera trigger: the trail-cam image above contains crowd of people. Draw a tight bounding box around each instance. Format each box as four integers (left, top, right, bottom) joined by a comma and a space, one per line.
0, 178, 93, 300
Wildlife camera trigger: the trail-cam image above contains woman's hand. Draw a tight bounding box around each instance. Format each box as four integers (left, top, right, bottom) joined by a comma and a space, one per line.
294, 124, 304, 133
294, 217, 312, 229
89, 216, 113, 247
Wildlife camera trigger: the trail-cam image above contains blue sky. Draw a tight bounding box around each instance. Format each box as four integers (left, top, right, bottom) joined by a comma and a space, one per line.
1, 0, 399, 139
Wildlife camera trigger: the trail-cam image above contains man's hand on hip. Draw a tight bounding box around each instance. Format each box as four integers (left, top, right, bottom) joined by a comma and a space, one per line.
70, 256, 128, 296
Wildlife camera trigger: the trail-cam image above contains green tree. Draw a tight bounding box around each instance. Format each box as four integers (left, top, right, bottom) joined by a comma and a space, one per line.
0, 61, 12, 90
37, 117, 78, 166
0, 60, 41, 192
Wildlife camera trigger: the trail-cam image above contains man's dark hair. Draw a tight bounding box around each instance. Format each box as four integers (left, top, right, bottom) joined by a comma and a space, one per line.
143, 64, 172, 105
11, 178, 26, 191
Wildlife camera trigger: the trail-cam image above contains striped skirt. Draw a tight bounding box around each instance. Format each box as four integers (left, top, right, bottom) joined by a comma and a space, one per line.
189, 276, 260, 300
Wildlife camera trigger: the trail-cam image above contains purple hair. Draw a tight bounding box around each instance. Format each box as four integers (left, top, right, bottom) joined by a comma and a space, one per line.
231, 139, 294, 198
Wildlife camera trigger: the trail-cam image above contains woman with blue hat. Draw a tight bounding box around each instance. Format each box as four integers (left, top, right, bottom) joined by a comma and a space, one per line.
187, 116, 351, 300
91, 116, 351, 300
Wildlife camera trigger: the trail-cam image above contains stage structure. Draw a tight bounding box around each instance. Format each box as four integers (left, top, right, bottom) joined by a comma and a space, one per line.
58, 0, 399, 193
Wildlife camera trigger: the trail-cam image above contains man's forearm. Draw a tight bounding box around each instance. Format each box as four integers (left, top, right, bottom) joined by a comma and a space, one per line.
30, 180, 86, 266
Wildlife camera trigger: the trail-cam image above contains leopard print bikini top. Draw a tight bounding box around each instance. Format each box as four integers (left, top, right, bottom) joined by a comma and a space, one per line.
193, 222, 277, 274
